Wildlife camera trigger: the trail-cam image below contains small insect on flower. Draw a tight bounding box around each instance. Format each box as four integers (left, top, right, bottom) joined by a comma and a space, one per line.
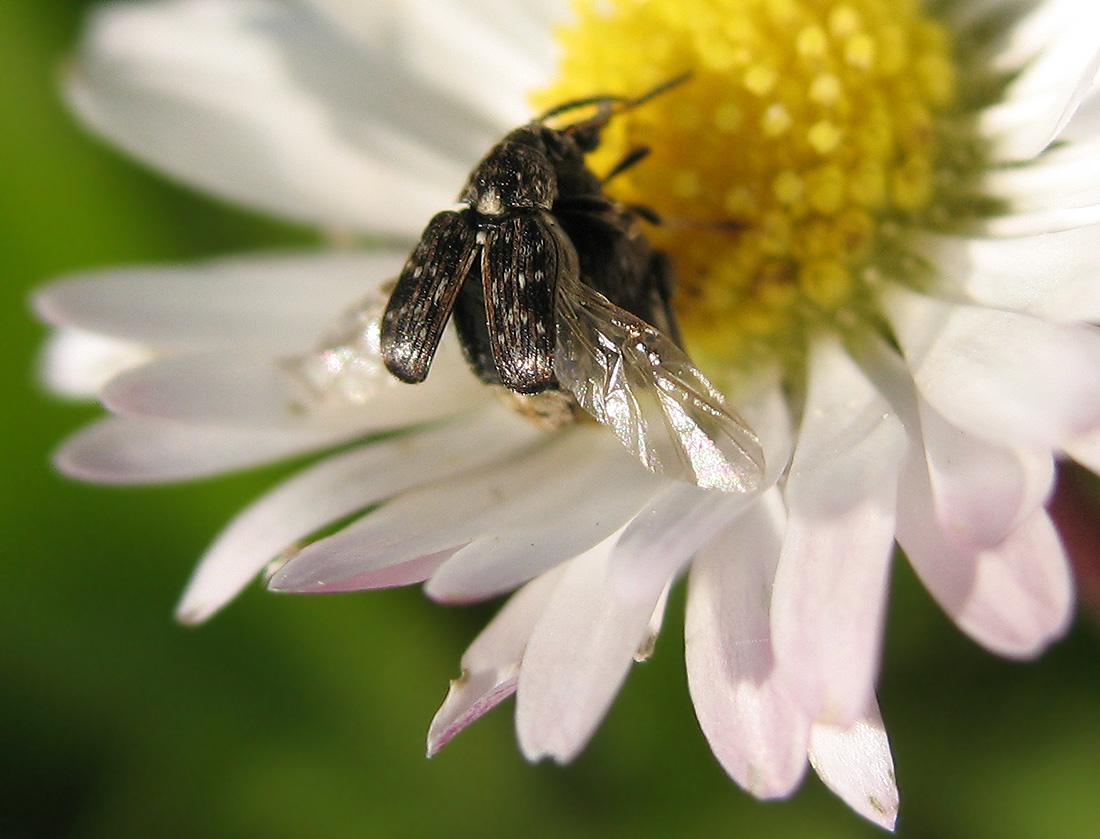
286, 76, 765, 493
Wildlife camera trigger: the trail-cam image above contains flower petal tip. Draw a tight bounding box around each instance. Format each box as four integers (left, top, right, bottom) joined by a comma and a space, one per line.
985, 614, 1076, 661
809, 710, 899, 830
427, 668, 520, 758
173, 601, 211, 627
424, 732, 447, 759
515, 719, 588, 766
517, 742, 566, 765
863, 797, 899, 833
174, 582, 226, 625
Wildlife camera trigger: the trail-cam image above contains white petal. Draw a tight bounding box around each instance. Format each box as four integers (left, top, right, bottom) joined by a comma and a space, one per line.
885, 286, 1100, 448
771, 337, 906, 726
425, 438, 664, 602
608, 484, 753, 605
1064, 424, 1100, 473
918, 401, 1054, 552
736, 370, 796, 483
984, 204, 1100, 239
1062, 86, 1100, 143
38, 328, 153, 398
34, 251, 405, 352
316, 0, 559, 131
897, 455, 1074, 658
427, 565, 566, 756
809, 700, 898, 831
515, 532, 676, 764
302, 0, 560, 131
99, 339, 485, 430
924, 225, 1100, 322
269, 428, 660, 598
54, 415, 348, 485
981, 0, 1100, 160
636, 582, 672, 663
984, 136, 1100, 236
986, 135, 1100, 214
685, 492, 810, 800
604, 376, 792, 602
69, 0, 509, 235
177, 406, 540, 623
862, 337, 1055, 552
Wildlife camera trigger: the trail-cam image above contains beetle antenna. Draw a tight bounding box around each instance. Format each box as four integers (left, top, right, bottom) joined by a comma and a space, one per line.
536, 72, 693, 133
622, 72, 694, 112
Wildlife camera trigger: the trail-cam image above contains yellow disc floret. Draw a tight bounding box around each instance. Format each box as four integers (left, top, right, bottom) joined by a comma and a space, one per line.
535, 0, 994, 389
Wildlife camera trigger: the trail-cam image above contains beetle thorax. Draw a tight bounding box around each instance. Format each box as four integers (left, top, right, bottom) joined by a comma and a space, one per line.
460, 129, 559, 216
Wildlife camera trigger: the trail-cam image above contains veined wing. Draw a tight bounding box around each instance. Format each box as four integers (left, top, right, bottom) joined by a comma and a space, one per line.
555, 275, 765, 492
280, 291, 397, 408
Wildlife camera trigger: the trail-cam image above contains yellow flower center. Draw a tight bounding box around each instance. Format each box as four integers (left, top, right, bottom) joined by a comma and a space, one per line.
536, 0, 992, 392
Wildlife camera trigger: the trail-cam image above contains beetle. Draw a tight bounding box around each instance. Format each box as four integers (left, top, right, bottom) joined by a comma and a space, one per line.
287, 77, 765, 492
380, 79, 687, 389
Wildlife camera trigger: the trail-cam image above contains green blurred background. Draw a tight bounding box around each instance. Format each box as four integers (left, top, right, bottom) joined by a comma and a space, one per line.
2, 2, 1099, 837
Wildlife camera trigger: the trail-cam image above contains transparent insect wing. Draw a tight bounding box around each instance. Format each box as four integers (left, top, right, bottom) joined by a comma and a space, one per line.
481, 211, 577, 393
381, 210, 479, 383
281, 290, 396, 409
555, 276, 765, 492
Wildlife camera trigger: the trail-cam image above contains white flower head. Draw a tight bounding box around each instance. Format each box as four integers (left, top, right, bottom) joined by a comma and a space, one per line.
35, 0, 1100, 830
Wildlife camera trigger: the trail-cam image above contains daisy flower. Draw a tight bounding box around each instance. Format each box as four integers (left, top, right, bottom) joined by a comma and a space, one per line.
35, 0, 1100, 829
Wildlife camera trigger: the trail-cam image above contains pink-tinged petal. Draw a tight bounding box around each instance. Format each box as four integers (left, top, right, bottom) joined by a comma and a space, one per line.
685, 492, 810, 800
176, 407, 539, 622
897, 454, 1075, 658
607, 376, 792, 601
34, 252, 404, 353
981, 0, 1100, 160
809, 700, 898, 831
99, 339, 485, 431
924, 225, 1100, 323
861, 337, 1054, 553
771, 337, 906, 726
429, 657, 521, 756
69, 0, 503, 236
896, 374, 1054, 554
921, 405, 1054, 553
609, 484, 752, 602
885, 286, 1100, 448
54, 415, 350, 485
635, 582, 672, 664
427, 566, 566, 756
301, 551, 455, 593
516, 532, 678, 764
38, 328, 153, 399
270, 428, 654, 598
423, 438, 665, 603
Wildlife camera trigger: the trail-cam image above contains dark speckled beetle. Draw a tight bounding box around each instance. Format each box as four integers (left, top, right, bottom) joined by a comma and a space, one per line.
298, 76, 766, 492
379, 76, 688, 394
